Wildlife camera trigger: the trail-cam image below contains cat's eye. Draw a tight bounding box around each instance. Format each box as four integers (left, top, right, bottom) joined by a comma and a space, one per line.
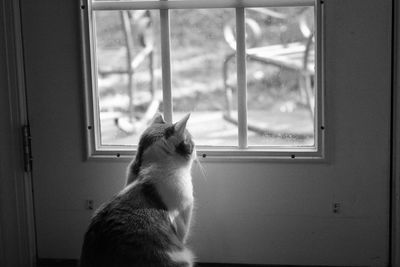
81, 0, 324, 160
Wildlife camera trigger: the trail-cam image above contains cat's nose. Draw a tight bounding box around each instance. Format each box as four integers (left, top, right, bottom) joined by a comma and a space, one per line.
186, 142, 194, 155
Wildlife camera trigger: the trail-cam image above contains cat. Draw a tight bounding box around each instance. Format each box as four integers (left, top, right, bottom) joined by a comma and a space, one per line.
80, 113, 196, 267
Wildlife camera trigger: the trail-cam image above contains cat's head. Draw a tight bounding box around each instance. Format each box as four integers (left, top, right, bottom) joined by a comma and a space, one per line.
137, 113, 196, 168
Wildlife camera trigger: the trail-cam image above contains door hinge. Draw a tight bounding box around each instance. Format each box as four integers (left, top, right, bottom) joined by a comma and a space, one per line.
22, 125, 33, 172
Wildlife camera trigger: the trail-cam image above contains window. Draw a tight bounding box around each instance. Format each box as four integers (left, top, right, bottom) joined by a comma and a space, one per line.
81, 0, 324, 159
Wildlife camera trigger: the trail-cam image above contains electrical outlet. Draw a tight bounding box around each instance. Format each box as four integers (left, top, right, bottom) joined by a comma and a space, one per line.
332, 202, 341, 214
86, 199, 94, 210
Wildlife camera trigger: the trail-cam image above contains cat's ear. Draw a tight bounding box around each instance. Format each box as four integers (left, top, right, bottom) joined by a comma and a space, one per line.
174, 113, 190, 136
151, 113, 166, 124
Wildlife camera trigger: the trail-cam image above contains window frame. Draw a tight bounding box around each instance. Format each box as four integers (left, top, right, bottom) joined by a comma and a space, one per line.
80, 0, 325, 161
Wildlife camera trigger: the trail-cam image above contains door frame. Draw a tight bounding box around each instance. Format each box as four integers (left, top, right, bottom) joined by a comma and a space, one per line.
0, 0, 36, 266
391, 1, 400, 266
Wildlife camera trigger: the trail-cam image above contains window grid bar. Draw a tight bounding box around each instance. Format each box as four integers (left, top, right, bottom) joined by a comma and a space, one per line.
92, 0, 315, 11
236, 7, 248, 149
160, 7, 173, 123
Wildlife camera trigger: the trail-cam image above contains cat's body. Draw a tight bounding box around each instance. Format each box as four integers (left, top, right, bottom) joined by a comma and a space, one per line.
80, 114, 195, 267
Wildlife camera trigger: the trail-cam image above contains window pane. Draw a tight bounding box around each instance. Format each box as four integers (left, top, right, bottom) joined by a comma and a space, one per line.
170, 9, 238, 146
91, 5, 319, 150
245, 6, 315, 146
94, 10, 162, 146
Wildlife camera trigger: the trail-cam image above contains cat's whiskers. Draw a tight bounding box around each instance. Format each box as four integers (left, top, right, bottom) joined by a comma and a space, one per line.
194, 156, 207, 182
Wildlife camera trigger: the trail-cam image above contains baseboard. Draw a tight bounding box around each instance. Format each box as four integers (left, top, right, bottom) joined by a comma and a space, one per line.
197, 264, 347, 267
36, 259, 354, 267
36, 259, 79, 267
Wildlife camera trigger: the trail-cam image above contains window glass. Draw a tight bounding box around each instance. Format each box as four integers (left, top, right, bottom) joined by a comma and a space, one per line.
245, 7, 315, 146
170, 9, 237, 146
94, 10, 162, 146
89, 2, 320, 153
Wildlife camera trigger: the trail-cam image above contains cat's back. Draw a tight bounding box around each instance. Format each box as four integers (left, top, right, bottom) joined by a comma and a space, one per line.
80, 182, 187, 267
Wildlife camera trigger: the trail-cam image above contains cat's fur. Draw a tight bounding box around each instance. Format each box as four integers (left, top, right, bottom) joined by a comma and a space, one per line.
80, 114, 196, 267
